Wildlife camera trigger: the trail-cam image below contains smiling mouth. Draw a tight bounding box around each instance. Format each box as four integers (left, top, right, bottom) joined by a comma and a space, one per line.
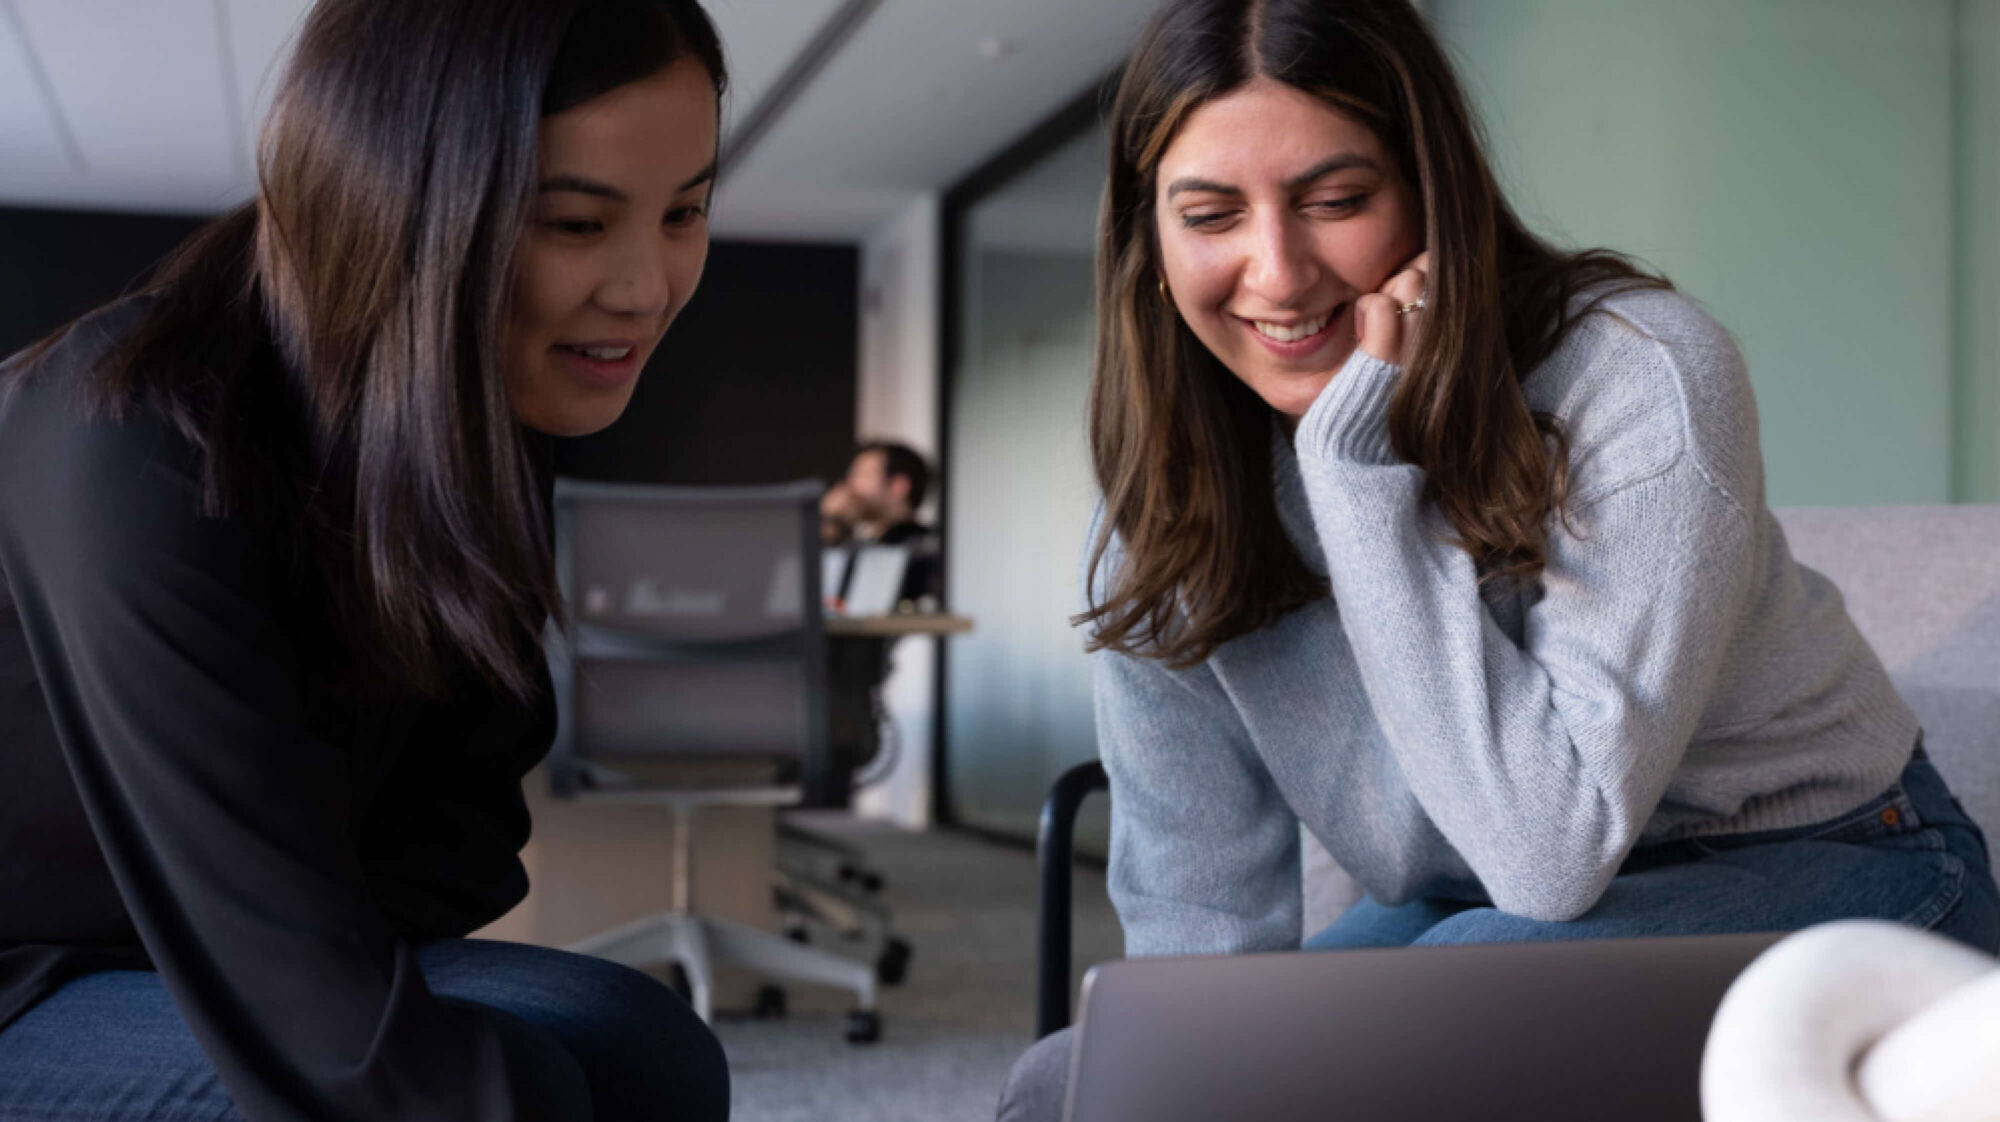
555, 343, 636, 361
1249, 303, 1344, 343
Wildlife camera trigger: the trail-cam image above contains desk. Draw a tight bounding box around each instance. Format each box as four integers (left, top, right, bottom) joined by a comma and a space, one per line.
826, 612, 974, 638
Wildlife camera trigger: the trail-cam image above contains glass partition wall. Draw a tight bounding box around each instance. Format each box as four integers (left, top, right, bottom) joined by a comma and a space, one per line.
941, 110, 1110, 846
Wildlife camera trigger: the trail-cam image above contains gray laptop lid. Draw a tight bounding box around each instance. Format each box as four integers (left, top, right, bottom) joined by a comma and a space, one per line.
1063, 931, 1784, 1122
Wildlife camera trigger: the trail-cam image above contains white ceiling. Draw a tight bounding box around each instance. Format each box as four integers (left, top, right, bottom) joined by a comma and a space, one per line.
0, 0, 1159, 243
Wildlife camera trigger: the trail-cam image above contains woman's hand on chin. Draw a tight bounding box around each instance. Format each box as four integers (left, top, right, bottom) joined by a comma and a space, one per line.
1354, 250, 1430, 366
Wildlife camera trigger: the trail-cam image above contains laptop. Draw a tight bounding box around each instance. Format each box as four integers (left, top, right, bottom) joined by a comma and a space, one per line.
839, 543, 910, 616
1062, 931, 1784, 1122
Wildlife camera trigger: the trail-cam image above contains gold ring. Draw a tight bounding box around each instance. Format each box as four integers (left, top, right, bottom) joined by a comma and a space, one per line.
1396, 298, 1427, 316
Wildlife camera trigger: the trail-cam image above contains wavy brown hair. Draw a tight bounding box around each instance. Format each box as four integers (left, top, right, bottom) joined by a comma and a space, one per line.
10, 0, 726, 700
1080, 0, 1666, 667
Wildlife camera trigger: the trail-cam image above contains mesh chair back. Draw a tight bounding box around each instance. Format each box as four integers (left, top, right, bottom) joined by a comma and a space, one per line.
549, 479, 830, 799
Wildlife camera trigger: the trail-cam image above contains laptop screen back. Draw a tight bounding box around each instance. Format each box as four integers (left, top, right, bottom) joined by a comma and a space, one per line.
1064, 932, 1782, 1122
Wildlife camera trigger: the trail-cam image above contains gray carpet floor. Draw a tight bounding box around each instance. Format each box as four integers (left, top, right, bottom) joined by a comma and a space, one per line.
711, 816, 1121, 1122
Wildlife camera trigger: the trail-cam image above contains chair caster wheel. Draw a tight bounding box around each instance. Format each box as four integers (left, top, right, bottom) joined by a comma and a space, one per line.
844, 1009, 881, 1044
876, 937, 912, 985
752, 985, 788, 1019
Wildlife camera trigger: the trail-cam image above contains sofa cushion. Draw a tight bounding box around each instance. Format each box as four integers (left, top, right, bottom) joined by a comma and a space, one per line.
1775, 505, 2000, 844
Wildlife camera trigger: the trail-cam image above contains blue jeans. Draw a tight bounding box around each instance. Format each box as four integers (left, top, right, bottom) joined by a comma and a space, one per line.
1306, 749, 2000, 952
0, 938, 729, 1121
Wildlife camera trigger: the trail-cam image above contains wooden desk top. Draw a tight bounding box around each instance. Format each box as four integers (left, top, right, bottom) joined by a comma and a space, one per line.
825, 612, 974, 637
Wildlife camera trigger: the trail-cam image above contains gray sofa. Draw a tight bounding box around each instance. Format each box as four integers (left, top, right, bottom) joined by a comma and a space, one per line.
1304, 504, 2000, 933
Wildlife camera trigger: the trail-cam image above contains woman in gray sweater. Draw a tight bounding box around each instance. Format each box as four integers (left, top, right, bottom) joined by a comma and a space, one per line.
1000, 0, 1997, 1116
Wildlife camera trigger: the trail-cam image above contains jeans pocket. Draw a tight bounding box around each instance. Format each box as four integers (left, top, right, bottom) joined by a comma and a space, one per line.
1900, 851, 1968, 932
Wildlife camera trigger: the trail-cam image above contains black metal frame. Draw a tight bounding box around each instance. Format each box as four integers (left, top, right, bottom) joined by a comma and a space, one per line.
930, 72, 1120, 835
1036, 760, 1108, 1039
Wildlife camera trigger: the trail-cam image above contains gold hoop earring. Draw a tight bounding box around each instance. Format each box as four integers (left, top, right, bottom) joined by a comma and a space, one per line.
1157, 276, 1170, 301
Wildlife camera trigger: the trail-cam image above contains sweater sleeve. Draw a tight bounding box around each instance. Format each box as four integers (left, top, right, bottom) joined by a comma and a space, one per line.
0, 388, 534, 1121
1087, 531, 1302, 957
1291, 334, 1758, 922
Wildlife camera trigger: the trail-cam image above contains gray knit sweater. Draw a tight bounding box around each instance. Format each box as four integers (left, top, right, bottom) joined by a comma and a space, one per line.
1092, 286, 1918, 957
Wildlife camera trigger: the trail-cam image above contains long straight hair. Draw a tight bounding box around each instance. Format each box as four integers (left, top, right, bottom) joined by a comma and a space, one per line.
13, 0, 726, 700
1079, 0, 1664, 667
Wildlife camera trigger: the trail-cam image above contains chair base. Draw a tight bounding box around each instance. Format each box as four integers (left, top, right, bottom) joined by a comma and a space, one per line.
568, 907, 879, 1029
775, 866, 890, 943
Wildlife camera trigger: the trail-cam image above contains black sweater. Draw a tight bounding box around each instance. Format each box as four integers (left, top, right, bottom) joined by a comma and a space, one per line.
0, 305, 555, 1119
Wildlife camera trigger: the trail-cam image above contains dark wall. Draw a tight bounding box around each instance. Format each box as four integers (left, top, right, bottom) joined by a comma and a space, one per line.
0, 206, 209, 358
554, 240, 859, 487
0, 206, 859, 488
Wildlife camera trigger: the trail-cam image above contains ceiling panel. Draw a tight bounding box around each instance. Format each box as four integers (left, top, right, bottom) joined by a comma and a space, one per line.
0, 3, 71, 176
711, 0, 1159, 241
221, 0, 313, 178
0, 0, 1164, 241
703, 0, 846, 143
15, 0, 236, 210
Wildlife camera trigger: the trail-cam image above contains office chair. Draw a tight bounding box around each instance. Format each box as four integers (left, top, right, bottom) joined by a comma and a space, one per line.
774, 631, 913, 985
547, 478, 881, 1043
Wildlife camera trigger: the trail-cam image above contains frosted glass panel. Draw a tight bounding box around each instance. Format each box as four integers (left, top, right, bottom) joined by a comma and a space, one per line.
1430, 0, 1956, 505
946, 125, 1109, 842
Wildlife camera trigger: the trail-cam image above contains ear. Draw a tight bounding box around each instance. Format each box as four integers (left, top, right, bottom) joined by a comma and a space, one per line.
888, 474, 912, 505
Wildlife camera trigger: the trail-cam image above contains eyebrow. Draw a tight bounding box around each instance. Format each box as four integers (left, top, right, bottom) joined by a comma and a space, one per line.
1164, 152, 1381, 199
538, 160, 719, 202
539, 174, 626, 202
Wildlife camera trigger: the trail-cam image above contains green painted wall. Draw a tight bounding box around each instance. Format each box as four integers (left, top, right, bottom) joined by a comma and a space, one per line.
1430, 0, 1958, 506
1959, 0, 2000, 501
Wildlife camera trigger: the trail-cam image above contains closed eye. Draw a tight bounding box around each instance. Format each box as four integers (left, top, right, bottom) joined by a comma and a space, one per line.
1309, 193, 1369, 216
665, 203, 708, 227
1180, 210, 1239, 230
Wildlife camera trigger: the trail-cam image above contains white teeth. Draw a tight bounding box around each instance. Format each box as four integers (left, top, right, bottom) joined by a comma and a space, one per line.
570, 345, 632, 360
1253, 312, 1331, 343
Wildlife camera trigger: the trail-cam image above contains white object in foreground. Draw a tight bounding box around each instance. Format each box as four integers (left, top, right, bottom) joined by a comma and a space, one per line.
1701, 919, 2000, 1122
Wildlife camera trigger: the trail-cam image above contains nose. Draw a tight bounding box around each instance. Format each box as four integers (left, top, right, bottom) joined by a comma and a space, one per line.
595, 235, 675, 320
1241, 210, 1319, 307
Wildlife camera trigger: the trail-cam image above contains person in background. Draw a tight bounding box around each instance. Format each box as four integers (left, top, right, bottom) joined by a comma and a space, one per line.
997, 0, 1999, 1117
821, 440, 933, 548
819, 442, 939, 802
823, 440, 938, 610
0, 1, 733, 1119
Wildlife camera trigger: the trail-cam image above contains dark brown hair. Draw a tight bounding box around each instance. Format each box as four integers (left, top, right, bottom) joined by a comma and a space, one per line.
857, 440, 932, 510
1080, 0, 1665, 667
11, 0, 726, 700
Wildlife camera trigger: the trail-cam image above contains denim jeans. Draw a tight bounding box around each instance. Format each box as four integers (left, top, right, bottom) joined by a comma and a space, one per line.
1304, 749, 1999, 952
0, 938, 729, 1122
998, 749, 2000, 1122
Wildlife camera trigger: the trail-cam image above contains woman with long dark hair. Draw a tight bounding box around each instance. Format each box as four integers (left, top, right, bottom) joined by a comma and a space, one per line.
0, 1, 732, 1118
999, 0, 1997, 1115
